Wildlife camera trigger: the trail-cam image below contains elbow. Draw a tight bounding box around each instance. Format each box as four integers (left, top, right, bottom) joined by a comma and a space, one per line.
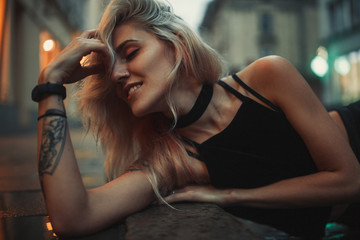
352, 174, 360, 200
51, 221, 73, 238
340, 169, 360, 202
50, 216, 85, 237
48, 211, 92, 237
45, 194, 93, 237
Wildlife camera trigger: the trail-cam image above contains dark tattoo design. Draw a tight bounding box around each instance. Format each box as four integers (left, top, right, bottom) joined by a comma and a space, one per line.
57, 95, 63, 105
39, 113, 67, 177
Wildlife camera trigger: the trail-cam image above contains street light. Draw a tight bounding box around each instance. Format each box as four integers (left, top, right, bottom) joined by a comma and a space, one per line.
43, 39, 55, 52
334, 56, 350, 76
311, 46, 329, 78
311, 56, 328, 78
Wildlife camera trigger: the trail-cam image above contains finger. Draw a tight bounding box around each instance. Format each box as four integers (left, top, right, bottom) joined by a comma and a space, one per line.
164, 191, 192, 203
173, 185, 198, 193
85, 40, 112, 66
82, 64, 105, 76
67, 39, 111, 71
62, 63, 105, 84
163, 194, 180, 203
73, 64, 105, 82
80, 29, 98, 39
76, 38, 109, 56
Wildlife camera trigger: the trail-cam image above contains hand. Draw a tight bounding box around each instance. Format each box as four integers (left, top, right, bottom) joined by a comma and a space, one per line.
163, 185, 229, 207
39, 30, 111, 85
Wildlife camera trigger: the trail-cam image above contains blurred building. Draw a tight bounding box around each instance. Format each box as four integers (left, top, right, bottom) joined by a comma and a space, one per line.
0, 0, 109, 134
318, 0, 360, 107
200, 0, 322, 99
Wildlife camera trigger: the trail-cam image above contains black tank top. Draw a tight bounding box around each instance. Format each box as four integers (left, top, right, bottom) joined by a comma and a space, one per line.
186, 74, 330, 238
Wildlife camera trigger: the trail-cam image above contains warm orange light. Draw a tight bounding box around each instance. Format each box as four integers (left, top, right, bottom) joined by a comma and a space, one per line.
0, 0, 6, 50
43, 39, 55, 52
80, 56, 88, 66
46, 221, 53, 231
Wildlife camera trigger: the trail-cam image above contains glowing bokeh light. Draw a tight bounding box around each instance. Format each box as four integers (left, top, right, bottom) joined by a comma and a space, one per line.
43, 39, 55, 52
311, 56, 328, 77
316, 46, 328, 60
334, 56, 350, 76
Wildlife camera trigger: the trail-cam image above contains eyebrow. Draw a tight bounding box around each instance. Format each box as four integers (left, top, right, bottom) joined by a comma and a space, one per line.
114, 39, 139, 54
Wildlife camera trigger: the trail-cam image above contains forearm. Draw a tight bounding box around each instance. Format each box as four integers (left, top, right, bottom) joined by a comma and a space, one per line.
33, 29, 123, 236
37, 93, 89, 234
225, 170, 360, 208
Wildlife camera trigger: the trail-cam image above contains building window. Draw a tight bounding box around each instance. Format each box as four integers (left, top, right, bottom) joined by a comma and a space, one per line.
329, 0, 357, 35
351, 0, 360, 28
259, 12, 275, 57
260, 12, 273, 35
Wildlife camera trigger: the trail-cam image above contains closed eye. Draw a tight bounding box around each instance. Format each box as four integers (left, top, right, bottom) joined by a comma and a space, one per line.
126, 49, 139, 61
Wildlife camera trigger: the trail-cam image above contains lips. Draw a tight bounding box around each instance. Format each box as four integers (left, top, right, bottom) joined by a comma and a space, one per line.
124, 82, 143, 99
128, 84, 141, 96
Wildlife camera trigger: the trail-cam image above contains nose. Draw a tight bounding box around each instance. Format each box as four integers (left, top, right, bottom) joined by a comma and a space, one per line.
110, 59, 130, 84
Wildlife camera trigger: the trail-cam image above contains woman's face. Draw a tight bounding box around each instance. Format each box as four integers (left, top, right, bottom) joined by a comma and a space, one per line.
110, 22, 176, 117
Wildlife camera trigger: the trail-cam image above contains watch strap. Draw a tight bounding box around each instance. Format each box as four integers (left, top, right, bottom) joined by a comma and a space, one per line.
31, 82, 66, 102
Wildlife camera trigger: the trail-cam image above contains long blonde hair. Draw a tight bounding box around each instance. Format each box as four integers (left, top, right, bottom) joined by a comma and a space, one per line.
77, 0, 224, 196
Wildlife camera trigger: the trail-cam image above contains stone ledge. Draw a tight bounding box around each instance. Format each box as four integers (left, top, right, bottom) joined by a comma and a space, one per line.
125, 203, 300, 240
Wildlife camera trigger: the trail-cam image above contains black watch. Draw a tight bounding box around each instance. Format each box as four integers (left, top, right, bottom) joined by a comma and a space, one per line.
31, 82, 66, 102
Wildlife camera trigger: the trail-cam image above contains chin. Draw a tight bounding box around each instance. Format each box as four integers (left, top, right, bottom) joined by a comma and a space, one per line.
130, 106, 150, 118
130, 98, 164, 118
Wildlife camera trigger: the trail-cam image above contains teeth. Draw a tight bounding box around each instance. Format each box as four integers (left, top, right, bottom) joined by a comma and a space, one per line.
128, 85, 141, 96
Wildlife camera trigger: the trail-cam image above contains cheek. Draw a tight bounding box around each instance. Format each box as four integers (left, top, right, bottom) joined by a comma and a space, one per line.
143, 45, 175, 76
148, 58, 174, 82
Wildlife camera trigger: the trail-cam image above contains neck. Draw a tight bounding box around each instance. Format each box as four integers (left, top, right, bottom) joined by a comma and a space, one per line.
175, 82, 234, 142
163, 76, 203, 118
175, 83, 213, 128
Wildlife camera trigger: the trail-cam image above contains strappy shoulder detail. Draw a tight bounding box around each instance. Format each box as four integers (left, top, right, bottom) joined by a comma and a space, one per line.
231, 74, 282, 112
218, 80, 247, 102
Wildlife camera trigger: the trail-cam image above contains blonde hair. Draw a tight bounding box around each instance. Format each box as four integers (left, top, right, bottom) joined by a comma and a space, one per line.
77, 0, 224, 196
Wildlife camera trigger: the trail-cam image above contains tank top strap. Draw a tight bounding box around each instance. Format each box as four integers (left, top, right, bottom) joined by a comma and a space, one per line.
218, 80, 248, 102
231, 74, 282, 112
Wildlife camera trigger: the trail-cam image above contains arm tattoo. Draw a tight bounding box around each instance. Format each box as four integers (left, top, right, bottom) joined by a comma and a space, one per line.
39, 114, 67, 177
57, 95, 63, 105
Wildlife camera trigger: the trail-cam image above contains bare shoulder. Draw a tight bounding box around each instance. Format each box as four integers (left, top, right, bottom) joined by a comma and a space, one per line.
233, 55, 301, 107
252, 55, 291, 68
238, 55, 309, 108
242, 55, 297, 86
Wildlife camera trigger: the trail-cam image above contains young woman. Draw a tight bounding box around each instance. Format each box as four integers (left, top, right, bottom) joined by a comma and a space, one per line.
33, 0, 360, 238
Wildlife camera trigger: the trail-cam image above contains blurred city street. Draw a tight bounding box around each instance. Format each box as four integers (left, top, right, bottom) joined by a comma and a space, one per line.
0, 127, 110, 240
1, 0, 360, 239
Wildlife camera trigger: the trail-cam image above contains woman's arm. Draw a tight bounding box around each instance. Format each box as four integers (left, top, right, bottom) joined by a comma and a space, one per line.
36, 30, 155, 237
165, 56, 360, 208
